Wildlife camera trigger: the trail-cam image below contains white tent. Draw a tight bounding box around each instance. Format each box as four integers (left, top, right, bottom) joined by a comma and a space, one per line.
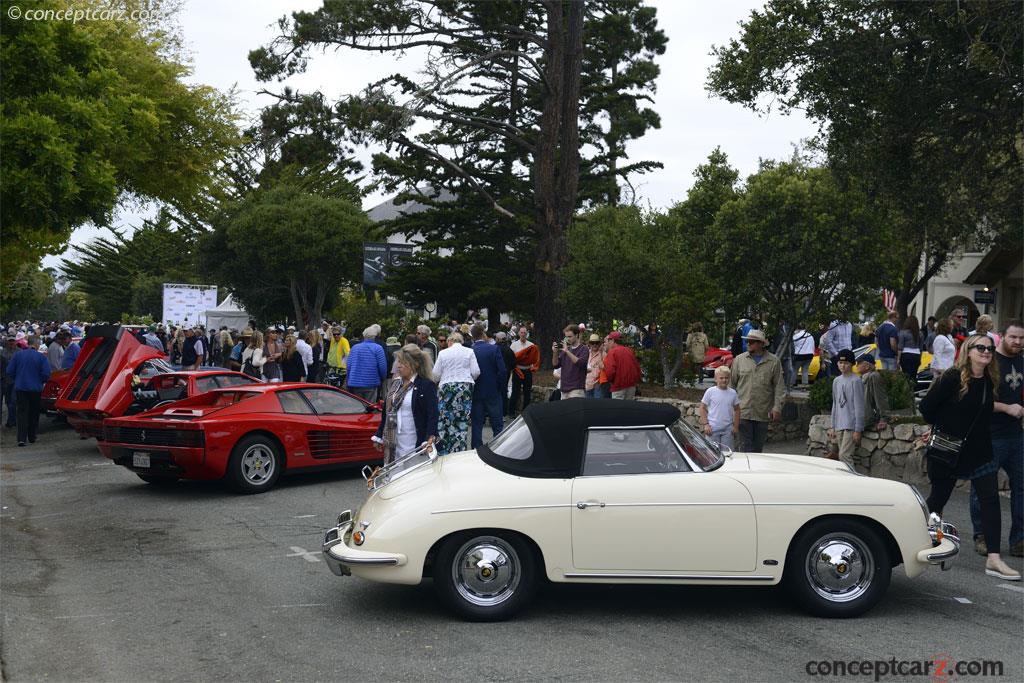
204, 294, 250, 332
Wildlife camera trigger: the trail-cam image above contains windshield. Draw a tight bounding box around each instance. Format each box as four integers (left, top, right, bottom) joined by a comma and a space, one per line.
485, 416, 533, 460
669, 419, 725, 471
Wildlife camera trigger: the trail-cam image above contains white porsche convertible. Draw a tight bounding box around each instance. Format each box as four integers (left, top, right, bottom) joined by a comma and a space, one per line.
323, 400, 959, 621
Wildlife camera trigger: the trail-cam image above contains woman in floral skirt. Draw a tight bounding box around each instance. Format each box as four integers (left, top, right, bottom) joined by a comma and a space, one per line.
431, 332, 480, 454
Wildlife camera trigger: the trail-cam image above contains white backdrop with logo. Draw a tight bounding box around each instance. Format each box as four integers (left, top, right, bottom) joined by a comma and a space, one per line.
162, 284, 218, 327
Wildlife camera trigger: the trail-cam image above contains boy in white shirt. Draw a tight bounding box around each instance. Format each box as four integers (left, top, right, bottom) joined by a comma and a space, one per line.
700, 366, 741, 449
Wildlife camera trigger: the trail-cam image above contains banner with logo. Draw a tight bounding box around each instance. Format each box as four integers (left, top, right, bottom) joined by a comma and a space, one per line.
162, 284, 218, 327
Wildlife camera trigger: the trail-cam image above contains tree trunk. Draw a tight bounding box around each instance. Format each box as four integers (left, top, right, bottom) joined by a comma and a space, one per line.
532, 0, 584, 365
289, 279, 304, 330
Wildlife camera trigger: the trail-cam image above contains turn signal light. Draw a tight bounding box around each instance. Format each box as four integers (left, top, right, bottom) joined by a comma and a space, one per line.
935, 527, 944, 542
352, 531, 365, 546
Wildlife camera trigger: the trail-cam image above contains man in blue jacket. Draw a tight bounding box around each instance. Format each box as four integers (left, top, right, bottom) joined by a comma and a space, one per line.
470, 323, 506, 448
345, 326, 388, 403
7, 335, 51, 446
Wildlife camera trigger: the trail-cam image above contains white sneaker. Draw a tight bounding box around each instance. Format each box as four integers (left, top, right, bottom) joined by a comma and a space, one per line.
985, 559, 1022, 581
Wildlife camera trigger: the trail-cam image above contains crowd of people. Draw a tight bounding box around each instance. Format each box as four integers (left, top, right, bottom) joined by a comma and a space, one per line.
3, 310, 1020, 583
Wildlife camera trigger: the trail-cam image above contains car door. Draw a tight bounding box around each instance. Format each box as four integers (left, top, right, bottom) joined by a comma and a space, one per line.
299, 388, 380, 462
570, 427, 756, 573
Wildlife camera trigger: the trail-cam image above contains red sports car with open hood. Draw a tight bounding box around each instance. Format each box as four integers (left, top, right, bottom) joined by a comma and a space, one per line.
55, 325, 172, 438
54, 325, 257, 439
98, 384, 383, 493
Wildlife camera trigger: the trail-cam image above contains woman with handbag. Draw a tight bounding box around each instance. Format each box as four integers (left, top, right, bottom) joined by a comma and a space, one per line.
372, 344, 438, 466
241, 331, 266, 380
920, 335, 1019, 580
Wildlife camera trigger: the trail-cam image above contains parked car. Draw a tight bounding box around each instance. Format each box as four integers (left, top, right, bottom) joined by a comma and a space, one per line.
322, 400, 959, 621
55, 325, 172, 438
98, 383, 382, 492
41, 368, 72, 413
128, 370, 261, 413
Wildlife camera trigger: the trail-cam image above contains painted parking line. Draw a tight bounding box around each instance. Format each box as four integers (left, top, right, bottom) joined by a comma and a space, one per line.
997, 583, 1024, 594
953, 597, 972, 604
287, 546, 321, 563
293, 514, 316, 519
268, 603, 327, 609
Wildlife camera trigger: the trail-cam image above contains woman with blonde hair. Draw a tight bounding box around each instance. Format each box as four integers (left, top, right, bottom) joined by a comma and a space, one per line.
372, 344, 438, 465
920, 335, 1018, 580
241, 331, 266, 380
280, 334, 305, 382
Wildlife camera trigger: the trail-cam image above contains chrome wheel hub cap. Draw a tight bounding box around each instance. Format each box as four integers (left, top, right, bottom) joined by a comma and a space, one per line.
241, 445, 274, 485
452, 537, 520, 607
805, 534, 874, 603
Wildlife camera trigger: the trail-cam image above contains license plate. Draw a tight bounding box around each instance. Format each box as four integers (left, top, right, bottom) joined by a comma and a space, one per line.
133, 452, 151, 468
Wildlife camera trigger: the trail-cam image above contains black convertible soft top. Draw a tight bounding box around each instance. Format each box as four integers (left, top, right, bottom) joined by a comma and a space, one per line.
477, 399, 681, 478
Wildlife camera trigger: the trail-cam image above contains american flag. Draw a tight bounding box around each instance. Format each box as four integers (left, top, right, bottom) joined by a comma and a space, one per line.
882, 290, 896, 312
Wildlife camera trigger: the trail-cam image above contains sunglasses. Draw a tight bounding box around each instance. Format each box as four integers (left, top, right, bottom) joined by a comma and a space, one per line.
969, 344, 995, 353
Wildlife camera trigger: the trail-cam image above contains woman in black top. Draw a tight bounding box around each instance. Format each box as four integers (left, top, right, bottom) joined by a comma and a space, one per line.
920, 335, 1019, 580
280, 334, 306, 383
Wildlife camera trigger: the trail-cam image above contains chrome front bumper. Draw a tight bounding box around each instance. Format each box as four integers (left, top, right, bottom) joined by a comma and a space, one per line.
916, 514, 960, 570
321, 510, 407, 577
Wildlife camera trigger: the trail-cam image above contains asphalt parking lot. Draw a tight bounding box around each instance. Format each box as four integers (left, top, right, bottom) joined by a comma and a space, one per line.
1, 419, 1022, 682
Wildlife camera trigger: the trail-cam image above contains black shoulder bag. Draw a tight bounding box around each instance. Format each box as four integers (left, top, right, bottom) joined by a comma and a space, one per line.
925, 382, 986, 470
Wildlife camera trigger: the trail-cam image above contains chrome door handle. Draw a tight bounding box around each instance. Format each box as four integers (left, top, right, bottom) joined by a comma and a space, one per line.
576, 501, 606, 509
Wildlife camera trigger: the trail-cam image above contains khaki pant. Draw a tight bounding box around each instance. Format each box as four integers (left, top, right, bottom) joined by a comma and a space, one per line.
611, 386, 636, 400
562, 389, 586, 399
836, 429, 858, 468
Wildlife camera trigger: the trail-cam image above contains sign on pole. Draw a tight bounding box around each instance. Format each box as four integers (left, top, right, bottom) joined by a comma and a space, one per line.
363, 243, 414, 286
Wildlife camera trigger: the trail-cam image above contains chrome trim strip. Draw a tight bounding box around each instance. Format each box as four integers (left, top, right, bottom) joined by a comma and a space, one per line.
586, 425, 670, 431
600, 502, 752, 508
331, 555, 400, 566
755, 503, 895, 507
432, 504, 573, 515
564, 573, 774, 581
924, 547, 959, 563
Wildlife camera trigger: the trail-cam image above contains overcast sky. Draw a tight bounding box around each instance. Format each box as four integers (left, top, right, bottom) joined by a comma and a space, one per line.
43, 0, 817, 270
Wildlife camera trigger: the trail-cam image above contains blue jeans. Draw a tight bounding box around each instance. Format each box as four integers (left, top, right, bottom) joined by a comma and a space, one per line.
879, 356, 897, 371
971, 434, 1023, 546
471, 394, 503, 448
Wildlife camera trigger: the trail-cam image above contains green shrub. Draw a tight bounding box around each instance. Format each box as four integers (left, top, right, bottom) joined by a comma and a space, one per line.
879, 369, 913, 410
328, 293, 408, 343
808, 374, 834, 412
637, 346, 703, 387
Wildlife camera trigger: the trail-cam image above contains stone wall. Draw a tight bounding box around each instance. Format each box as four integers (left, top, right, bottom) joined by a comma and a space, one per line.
807, 415, 931, 486
528, 385, 812, 444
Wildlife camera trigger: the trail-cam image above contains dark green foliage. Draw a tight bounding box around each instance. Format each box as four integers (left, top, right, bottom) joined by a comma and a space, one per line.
1, 0, 239, 286
710, 158, 893, 360
563, 204, 720, 386
879, 370, 913, 411
250, 0, 667, 345
60, 211, 202, 322
808, 374, 834, 413
708, 0, 1023, 317
198, 185, 369, 327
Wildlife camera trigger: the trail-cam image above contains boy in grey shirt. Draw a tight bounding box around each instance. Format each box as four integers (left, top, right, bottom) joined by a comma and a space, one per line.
827, 348, 864, 468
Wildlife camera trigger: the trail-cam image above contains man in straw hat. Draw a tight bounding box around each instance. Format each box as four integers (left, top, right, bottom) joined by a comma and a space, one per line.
729, 328, 785, 453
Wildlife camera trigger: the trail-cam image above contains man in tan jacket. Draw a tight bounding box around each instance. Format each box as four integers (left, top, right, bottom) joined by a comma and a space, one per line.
729, 329, 784, 452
